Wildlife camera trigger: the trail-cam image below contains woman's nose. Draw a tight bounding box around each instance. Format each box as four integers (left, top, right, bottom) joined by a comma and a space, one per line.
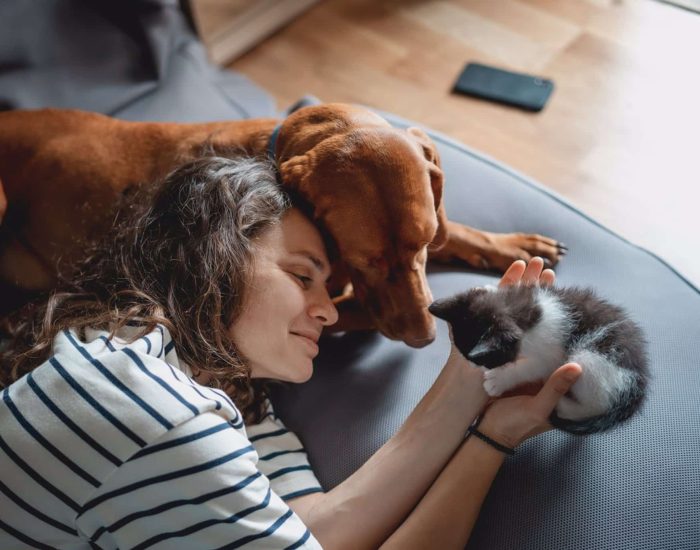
309, 288, 339, 326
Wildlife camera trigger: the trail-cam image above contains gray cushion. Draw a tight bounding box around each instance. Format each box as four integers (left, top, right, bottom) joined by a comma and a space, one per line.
271, 112, 700, 550
0, 0, 275, 121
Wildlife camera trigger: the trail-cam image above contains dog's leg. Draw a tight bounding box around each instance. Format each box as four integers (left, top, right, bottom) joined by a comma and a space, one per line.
429, 220, 567, 271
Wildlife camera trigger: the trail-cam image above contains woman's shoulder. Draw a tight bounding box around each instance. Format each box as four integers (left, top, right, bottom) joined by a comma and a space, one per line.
4, 324, 244, 461
54, 324, 182, 373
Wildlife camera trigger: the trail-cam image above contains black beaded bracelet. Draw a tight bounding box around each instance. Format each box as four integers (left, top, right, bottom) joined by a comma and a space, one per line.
467, 425, 516, 456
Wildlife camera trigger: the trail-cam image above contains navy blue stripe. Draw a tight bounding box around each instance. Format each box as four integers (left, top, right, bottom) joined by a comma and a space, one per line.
64, 331, 175, 430
79, 444, 255, 513
2, 389, 100, 487
208, 386, 238, 411
91, 472, 262, 542
267, 465, 313, 481
98, 336, 117, 352
27, 372, 121, 467
280, 487, 324, 501
248, 428, 289, 442
164, 340, 175, 355
259, 448, 305, 461
122, 347, 199, 417
285, 529, 313, 550
140, 335, 152, 354
156, 325, 165, 358
0, 479, 78, 536
50, 358, 147, 447
129, 421, 231, 461
163, 362, 223, 411
190, 383, 222, 410
0, 519, 56, 549
231, 418, 245, 429
0, 433, 80, 512
218, 507, 295, 550
132, 487, 273, 550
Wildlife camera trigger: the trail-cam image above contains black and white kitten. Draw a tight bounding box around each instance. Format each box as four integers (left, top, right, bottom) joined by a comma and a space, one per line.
429, 285, 649, 435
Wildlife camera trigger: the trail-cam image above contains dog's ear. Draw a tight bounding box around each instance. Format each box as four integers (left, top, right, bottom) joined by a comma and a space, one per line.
407, 127, 448, 251
278, 154, 312, 191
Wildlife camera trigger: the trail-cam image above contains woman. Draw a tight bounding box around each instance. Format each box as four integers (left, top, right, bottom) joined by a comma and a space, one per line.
0, 156, 581, 549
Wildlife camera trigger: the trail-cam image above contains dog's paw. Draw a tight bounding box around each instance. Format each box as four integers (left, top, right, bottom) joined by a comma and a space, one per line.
474, 232, 567, 271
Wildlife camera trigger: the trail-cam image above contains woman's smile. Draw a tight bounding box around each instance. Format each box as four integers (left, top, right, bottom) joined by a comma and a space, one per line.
292, 332, 320, 355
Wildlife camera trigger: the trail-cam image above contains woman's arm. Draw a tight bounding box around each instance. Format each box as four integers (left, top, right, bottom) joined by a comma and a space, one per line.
379, 432, 504, 549
289, 352, 488, 550
379, 362, 582, 550
289, 258, 559, 550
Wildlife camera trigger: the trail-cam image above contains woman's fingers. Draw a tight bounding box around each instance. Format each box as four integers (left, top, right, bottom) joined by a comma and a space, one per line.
499, 258, 555, 288
521, 257, 545, 285
498, 260, 526, 288
531, 363, 582, 419
539, 268, 556, 287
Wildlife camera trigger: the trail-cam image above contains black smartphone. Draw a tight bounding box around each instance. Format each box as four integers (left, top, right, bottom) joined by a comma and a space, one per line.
452, 62, 554, 112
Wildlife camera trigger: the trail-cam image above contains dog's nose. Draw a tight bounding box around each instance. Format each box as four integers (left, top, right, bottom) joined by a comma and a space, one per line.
403, 334, 436, 348
395, 323, 436, 348
373, 302, 436, 348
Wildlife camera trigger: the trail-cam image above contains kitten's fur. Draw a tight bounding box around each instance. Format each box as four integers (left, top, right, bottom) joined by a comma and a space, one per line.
429, 285, 649, 434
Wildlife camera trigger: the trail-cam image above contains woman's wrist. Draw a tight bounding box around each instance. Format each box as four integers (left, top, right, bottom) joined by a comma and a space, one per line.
443, 354, 488, 397
475, 415, 521, 450
467, 423, 516, 456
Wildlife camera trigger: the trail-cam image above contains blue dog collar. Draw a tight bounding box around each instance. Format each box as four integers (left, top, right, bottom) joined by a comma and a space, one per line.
267, 123, 282, 160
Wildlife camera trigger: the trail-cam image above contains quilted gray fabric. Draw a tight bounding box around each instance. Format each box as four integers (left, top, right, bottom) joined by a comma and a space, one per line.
0, 0, 275, 121
271, 113, 700, 549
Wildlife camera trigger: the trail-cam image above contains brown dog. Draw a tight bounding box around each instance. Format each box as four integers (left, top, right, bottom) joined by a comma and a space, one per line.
0, 104, 564, 347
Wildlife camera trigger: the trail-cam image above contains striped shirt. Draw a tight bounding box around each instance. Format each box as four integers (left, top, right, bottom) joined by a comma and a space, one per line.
0, 325, 323, 549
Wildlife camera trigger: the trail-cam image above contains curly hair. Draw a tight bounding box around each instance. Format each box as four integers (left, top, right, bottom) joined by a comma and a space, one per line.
0, 155, 293, 424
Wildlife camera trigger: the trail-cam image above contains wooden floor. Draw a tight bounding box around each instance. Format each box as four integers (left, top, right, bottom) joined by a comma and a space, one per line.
227, 0, 700, 287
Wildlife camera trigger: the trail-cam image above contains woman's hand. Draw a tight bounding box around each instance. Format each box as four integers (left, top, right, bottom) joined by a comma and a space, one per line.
473, 256, 577, 449
446, 257, 555, 375
498, 256, 555, 288
477, 362, 582, 449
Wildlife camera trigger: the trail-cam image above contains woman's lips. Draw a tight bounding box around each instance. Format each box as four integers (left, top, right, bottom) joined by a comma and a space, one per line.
291, 332, 320, 354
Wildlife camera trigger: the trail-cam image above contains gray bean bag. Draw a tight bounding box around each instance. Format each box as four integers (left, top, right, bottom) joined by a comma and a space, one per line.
271, 112, 700, 550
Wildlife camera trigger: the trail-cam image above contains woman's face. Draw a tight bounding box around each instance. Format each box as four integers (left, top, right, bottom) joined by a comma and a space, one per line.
229, 207, 339, 382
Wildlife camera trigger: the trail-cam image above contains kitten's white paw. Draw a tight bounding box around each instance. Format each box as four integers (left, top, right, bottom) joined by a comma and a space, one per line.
483, 369, 507, 397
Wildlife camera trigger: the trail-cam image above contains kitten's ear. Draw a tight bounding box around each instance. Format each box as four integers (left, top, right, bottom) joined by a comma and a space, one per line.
428, 298, 455, 321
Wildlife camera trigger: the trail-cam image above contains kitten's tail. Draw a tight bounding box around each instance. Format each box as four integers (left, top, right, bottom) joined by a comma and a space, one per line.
550, 372, 647, 435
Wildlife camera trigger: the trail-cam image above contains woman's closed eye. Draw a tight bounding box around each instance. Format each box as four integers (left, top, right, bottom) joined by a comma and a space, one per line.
291, 272, 313, 288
